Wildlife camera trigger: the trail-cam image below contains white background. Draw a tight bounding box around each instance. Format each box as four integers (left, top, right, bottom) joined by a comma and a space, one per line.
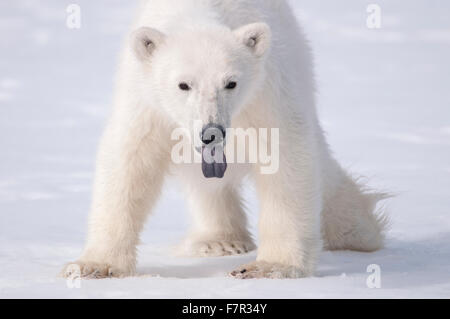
0, 0, 449, 298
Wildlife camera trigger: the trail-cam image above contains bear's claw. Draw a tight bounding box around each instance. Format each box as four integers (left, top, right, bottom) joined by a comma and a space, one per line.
61, 262, 129, 279
230, 261, 306, 279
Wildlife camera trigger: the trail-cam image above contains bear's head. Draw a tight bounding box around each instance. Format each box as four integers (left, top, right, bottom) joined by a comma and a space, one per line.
130, 23, 271, 141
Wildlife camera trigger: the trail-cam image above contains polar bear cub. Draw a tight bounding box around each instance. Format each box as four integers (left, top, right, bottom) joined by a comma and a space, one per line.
62, 0, 387, 279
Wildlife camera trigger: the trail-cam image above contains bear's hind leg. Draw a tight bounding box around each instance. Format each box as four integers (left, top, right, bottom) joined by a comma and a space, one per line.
179, 183, 255, 257
322, 172, 389, 252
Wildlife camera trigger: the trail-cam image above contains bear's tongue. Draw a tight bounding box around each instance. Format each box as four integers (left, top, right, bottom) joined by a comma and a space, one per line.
202, 145, 227, 179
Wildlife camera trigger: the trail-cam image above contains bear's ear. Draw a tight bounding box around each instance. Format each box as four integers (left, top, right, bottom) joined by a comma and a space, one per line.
131, 27, 166, 62
233, 23, 271, 58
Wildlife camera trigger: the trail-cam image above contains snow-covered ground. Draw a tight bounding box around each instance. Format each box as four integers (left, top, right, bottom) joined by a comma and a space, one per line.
1, 0, 449, 298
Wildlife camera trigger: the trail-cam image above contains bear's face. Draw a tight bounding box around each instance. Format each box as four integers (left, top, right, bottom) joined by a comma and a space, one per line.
131, 23, 271, 140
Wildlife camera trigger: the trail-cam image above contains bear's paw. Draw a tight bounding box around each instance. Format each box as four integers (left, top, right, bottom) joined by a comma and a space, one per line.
230, 261, 307, 279
185, 240, 256, 257
61, 261, 130, 279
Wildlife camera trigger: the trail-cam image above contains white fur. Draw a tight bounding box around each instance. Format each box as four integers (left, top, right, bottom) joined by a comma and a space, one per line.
62, 0, 388, 279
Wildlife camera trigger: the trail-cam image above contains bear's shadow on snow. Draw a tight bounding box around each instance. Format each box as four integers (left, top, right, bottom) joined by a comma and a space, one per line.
139, 254, 256, 279
137, 234, 450, 287
317, 233, 450, 288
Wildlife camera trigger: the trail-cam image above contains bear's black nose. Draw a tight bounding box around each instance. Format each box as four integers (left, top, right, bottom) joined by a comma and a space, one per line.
201, 124, 226, 145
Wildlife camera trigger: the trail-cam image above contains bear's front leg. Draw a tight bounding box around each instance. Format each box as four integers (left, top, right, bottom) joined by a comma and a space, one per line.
231, 138, 322, 279
62, 114, 170, 279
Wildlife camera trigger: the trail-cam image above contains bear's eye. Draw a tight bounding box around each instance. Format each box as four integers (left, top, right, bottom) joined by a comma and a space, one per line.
179, 83, 191, 91
225, 81, 237, 90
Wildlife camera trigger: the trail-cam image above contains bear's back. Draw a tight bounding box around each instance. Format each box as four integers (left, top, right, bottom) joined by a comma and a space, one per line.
133, 0, 292, 35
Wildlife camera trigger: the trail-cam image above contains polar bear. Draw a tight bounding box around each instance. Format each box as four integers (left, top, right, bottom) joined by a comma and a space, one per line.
62, 0, 388, 279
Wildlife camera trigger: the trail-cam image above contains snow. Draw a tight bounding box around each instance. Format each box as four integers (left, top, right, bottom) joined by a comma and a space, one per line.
1, 0, 449, 298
